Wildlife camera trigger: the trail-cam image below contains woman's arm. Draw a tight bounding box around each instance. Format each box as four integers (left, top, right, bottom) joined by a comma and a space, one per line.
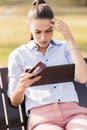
51, 18, 87, 83
9, 72, 41, 107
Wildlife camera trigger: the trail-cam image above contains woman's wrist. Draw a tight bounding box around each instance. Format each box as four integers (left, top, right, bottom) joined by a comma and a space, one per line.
69, 47, 79, 52
67, 39, 79, 53
17, 82, 26, 93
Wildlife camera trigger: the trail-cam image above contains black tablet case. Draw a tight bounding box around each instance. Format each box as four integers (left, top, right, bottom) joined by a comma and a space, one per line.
31, 64, 75, 86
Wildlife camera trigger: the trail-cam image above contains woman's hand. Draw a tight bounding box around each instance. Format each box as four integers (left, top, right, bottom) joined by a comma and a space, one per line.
19, 71, 41, 90
51, 18, 75, 44
51, 18, 87, 83
10, 71, 41, 106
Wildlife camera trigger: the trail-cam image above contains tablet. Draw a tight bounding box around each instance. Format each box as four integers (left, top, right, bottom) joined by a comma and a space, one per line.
31, 63, 75, 86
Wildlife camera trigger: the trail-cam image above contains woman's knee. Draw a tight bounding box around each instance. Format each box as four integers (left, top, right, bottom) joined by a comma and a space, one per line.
33, 124, 64, 130
66, 114, 87, 130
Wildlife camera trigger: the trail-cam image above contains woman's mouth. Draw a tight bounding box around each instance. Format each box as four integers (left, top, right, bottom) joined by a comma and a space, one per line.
40, 41, 47, 44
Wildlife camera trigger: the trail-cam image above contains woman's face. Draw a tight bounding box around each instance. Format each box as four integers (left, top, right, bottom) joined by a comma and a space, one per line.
29, 19, 53, 49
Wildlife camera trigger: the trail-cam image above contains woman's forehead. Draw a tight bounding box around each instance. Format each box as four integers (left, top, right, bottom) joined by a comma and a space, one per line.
29, 19, 51, 29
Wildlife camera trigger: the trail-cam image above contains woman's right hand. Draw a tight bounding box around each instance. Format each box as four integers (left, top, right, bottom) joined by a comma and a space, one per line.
19, 71, 41, 90
10, 71, 41, 106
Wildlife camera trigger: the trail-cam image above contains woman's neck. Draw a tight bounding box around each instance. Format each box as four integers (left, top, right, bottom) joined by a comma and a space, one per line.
38, 47, 48, 55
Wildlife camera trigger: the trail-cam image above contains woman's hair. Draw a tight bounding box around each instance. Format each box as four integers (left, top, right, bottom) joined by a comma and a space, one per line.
27, 0, 54, 40
28, 0, 54, 20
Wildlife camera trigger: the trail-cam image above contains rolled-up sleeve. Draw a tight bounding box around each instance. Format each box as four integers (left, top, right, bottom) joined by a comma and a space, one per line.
7, 50, 23, 97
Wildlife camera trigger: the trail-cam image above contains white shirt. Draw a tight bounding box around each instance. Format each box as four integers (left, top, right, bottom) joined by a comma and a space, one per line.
8, 39, 78, 116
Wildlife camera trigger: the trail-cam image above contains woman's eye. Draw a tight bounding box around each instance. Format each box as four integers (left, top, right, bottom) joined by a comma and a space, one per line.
46, 30, 53, 33
35, 31, 41, 34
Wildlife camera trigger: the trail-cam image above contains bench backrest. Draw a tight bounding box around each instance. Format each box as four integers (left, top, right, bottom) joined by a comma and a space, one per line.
0, 67, 27, 130
0, 58, 87, 130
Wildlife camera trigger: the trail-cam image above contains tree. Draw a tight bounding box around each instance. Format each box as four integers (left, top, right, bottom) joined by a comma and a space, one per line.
76, 0, 87, 6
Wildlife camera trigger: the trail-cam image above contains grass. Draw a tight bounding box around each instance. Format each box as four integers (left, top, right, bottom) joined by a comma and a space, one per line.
0, 0, 87, 66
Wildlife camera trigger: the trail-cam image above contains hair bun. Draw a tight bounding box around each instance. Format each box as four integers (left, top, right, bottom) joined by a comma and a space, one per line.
33, 0, 46, 6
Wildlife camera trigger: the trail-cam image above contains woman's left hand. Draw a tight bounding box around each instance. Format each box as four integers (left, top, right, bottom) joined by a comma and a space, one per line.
51, 18, 75, 44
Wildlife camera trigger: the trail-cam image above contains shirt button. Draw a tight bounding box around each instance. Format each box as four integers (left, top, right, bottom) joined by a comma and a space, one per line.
46, 59, 48, 61
54, 86, 56, 88
34, 46, 38, 49
58, 99, 60, 102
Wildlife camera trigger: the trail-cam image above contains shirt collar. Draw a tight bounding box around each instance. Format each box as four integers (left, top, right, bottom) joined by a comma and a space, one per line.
27, 40, 38, 50
27, 39, 62, 51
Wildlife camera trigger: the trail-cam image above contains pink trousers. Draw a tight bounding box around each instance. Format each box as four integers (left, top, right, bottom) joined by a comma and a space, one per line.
27, 102, 87, 130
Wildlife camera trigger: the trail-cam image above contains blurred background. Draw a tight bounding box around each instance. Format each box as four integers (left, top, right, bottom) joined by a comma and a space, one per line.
0, 0, 87, 66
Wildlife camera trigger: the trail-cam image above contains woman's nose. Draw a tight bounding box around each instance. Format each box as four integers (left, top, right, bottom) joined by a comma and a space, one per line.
40, 34, 46, 40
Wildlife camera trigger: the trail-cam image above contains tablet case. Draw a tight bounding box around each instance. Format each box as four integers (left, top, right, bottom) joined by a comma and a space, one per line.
31, 64, 75, 86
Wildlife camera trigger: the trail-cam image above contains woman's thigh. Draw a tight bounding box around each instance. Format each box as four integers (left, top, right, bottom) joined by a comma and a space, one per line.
66, 114, 87, 130
34, 124, 64, 130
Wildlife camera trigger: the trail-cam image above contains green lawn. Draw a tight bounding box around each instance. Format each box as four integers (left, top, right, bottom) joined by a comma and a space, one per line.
0, 1, 87, 66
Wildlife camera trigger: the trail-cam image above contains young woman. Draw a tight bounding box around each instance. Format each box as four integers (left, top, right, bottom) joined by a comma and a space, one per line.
8, 0, 87, 130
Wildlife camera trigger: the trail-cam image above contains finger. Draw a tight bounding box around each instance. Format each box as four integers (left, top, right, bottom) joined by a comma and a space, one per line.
20, 74, 41, 88
20, 72, 28, 79
20, 72, 34, 82
28, 76, 41, 86
51, 19, 69, 34
51, 18, 68, 29
51, 18, 65, 25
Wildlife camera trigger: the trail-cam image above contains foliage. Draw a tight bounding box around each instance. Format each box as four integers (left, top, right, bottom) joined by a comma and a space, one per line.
0, 0, 87, 6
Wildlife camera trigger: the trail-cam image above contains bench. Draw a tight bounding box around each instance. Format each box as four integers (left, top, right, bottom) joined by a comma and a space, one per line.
0, 58, 87, 130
